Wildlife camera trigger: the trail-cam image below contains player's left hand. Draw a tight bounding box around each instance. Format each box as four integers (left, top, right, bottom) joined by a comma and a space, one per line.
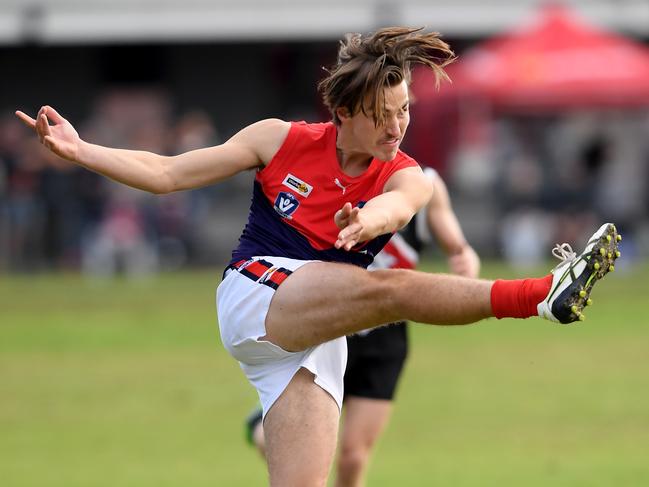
16, 106, 81, 162
334, 202, 364, 251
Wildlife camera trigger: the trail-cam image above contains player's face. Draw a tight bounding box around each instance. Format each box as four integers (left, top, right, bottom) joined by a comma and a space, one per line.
343, 80, 410, 162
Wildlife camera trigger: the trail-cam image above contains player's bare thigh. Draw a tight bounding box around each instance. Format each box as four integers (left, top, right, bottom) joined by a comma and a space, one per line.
264, 261, 401, 352
265, 368, 339, 486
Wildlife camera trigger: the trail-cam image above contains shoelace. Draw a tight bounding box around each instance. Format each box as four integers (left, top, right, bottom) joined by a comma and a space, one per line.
551, 243, 577, 267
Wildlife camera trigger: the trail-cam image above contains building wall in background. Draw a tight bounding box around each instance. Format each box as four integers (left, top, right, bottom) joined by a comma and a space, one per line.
0, 0, 648, 45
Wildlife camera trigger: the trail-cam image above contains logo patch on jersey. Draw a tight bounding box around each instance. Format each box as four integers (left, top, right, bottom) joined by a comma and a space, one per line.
274, 191, 300, 219
282, 174, 313, 197
334, 178, 349, 195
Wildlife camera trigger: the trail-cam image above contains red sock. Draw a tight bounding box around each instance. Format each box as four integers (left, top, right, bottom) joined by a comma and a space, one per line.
490, 274, 553, 319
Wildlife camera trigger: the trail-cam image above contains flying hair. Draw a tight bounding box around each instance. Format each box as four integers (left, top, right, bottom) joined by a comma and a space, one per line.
318, 26, 456, 126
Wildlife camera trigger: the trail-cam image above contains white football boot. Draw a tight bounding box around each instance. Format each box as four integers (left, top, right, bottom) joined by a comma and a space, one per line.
537, 223, 621, 324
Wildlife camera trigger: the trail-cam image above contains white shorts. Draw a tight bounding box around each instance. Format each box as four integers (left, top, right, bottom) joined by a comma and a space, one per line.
216, 256, 347, 418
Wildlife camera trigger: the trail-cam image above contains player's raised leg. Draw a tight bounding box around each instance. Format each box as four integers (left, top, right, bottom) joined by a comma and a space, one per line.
265, 262, 493, 352
265, 223, 621, 352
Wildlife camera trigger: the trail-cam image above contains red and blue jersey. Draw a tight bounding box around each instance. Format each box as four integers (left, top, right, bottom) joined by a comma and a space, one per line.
230, 121, 419, 268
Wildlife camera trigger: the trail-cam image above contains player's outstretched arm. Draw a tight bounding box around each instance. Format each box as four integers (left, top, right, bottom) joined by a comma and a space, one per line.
427, 174, 480, 278
16, 106, 289, 194
335, 166, 432, 250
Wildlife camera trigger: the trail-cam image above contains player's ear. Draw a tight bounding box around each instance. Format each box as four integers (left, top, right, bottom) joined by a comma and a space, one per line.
336, 106, 351, 122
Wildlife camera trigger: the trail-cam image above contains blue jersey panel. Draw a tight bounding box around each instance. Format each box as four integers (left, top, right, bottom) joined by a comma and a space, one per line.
230, 181, 391, 268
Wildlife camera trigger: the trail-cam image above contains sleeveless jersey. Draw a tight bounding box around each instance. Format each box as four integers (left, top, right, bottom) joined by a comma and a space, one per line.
231, 121, 419, 268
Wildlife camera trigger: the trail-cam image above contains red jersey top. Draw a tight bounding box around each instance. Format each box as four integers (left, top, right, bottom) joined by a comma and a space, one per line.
230, 121, 419, 268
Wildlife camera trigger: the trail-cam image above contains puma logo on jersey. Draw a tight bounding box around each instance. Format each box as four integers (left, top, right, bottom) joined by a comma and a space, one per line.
274, 191, 300, 219
282, 173, 313, 197
334, 178, 349, 195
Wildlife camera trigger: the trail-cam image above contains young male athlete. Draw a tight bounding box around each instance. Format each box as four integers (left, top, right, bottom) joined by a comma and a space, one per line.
245, 167, 481, 487
17, 27, 620, 487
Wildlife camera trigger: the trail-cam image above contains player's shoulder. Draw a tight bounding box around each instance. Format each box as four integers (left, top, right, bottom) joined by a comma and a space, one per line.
245, 118, 291, 136
250, 119, 333, 146
395, 148, 417, 163
234, 119, 292, 166
391, 149, 421, 170
288, 120, 335, 142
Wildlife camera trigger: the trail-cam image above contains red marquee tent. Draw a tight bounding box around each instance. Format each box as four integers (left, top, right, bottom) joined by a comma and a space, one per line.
407, 4, 649, 170
413, 4, 649, 110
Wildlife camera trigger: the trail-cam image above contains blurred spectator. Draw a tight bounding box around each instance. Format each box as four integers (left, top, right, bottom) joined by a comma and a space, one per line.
501, 209, 554, 268
2, 122, 47, 271
81, 186, 158, 278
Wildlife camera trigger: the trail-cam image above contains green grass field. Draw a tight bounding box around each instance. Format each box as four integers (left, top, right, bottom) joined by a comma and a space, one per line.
1, 260, 648, 486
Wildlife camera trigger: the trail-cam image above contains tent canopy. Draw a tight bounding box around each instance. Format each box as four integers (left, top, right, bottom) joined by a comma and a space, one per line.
413, 4, 649, 110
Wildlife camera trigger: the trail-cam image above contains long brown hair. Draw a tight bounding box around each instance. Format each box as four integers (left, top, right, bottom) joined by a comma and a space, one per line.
318, 27, 455, 126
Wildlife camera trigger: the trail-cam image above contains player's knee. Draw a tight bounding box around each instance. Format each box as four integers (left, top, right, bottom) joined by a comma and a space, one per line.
270, 468, 329, 487
364, 268, 410, 315
337, 446, 370, 479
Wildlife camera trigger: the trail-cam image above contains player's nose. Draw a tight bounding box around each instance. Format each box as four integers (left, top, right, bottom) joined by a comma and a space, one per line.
385, 115, 400, 137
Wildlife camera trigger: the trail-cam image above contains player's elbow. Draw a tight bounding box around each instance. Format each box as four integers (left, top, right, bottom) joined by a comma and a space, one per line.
149, 184, 172, 195
393, 208, 415, 231
146, 173, 175, 194
419, 176, 434, 207
402, 181, 433, 225
151, 159, 180, 194
393, 191, 430, 231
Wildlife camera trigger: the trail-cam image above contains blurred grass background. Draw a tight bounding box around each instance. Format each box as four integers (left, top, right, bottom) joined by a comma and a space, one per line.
1, 260, 648, 486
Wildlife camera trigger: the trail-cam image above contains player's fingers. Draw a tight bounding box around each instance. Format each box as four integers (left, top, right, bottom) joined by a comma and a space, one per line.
43, 105, 65, 123
338, 224, 362, 248
338, 220, 358, 238
344, 239, 358, 251
35, 113, 46, 142
340, 202, 352, 217
36, 114, 52, 143
15, 111, 37, 129
335, 210, 349, 228
335, 236, 357, 250
336, 230, 354, 249
36, 112, 50, 133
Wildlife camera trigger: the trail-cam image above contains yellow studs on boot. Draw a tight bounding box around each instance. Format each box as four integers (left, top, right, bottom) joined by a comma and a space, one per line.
600, 248, 606, 256
586, 298, 593, 306
579, 290, 587, 298
594, 262, 601, 270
